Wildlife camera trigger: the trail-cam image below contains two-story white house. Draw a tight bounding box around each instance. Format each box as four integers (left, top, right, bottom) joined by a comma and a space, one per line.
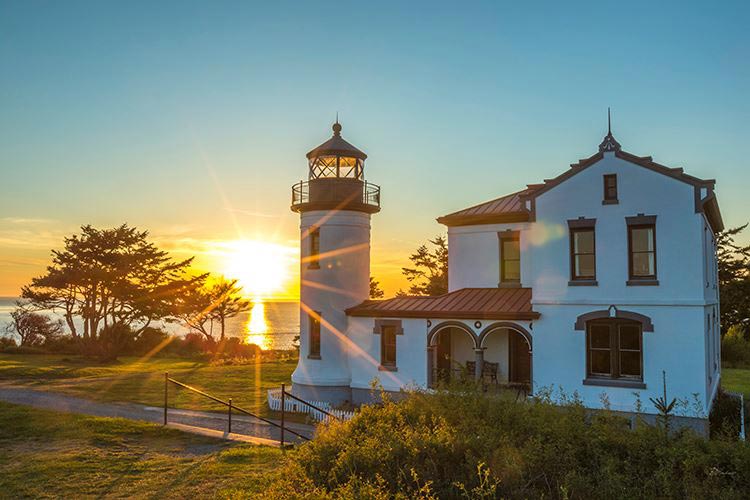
289, 120, 724, 431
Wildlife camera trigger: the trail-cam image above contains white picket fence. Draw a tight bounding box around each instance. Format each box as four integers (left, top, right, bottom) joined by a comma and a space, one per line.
267, 388, 355, 423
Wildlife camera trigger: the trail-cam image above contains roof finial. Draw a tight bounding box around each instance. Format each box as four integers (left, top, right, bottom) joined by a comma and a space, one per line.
599, 107, 621, 152
332, 113, 342, 136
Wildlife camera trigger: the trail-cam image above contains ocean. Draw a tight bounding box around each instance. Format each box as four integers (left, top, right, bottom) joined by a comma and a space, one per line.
0, 297, 300, 351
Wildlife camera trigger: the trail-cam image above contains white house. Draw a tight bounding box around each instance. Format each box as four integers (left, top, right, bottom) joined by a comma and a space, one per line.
289, 120, 724, 430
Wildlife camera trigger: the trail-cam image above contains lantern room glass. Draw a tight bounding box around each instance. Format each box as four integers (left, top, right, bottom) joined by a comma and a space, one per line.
309, 154, 364, 180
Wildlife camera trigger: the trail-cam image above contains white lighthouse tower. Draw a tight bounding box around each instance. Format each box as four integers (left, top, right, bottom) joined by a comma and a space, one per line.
290, 121, 381, 404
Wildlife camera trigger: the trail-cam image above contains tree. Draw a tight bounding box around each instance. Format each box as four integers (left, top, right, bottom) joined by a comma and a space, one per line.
369, 277, 385, 299
718, 224, 750, 332
402, 236, 449, 296
22, 224, 206, 340
5, 302, 64, 346
176, 277, 251, 341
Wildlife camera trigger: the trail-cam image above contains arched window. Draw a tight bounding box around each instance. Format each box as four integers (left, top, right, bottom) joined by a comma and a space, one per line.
586, 319, 642, 381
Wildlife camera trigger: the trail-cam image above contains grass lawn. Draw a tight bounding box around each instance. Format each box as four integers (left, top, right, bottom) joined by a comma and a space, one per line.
0, 354, 296, 418
0, 401, 283, 498
723, 367, 750, 399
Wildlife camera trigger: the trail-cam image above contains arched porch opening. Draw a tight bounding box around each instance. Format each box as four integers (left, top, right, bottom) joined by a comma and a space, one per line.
478, 322, 533, 391
427, 322, 477, 388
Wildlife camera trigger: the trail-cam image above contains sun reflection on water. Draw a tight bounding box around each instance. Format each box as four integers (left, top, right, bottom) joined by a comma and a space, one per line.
245, 300, 270, 350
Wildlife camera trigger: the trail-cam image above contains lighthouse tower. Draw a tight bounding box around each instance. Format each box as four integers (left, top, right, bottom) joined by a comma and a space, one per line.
290, 121, 380, 404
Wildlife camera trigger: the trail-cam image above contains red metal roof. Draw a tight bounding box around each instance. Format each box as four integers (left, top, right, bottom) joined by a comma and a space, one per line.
436, 188, 535, 227
346, 287, 539, 320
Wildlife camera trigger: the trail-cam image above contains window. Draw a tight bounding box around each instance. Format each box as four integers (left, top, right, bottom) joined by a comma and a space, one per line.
586, 319, 643, 382
499, 232, 520, 285
603, 174, 618, 203
570, 227, 596, 281
628, 224, 656, 280
380, 325, 397, 368
308, 228, 320, 269
308, 312, 321, 358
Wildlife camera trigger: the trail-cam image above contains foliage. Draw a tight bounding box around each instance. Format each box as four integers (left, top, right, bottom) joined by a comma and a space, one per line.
21, 224, 206, 340
369, 277, 385, 299
262, 387, 750, 499
401, 235, 449, 296
649, 370, 678, 431
723, 325, 750, 368
718, 224, 750, 332
5, 302, 64, 346
176, 277, 252, 341
710, 388, 743, 440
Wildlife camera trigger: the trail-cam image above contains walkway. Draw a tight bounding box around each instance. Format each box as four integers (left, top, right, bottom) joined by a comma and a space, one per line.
0, 386, 315, 445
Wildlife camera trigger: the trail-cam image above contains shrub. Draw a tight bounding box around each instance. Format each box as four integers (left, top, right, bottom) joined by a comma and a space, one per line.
722, 325, 750, 368
710, 388, 743, 440
262, 387, 750, 499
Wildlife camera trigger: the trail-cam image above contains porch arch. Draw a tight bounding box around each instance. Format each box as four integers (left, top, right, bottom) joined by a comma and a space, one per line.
427, 321, 478, 349
478, 322, 532, 351
477, 321, 533, 390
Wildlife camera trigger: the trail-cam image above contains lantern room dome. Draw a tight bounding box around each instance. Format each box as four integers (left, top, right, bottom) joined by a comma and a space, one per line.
306, 121, 367, 160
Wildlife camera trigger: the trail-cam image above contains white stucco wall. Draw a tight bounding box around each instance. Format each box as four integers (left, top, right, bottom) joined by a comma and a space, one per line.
532, 304, 710, 417
292, 210, 371, 389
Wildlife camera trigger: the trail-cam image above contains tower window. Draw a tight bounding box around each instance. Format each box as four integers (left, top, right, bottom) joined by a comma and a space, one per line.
308, 312, 321, 359
309, 228, 320, 269
499, 231, 521, 285
603, 174, 618, 204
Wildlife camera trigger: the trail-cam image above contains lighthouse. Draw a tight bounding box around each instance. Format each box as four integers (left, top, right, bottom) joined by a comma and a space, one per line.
290, 121, 381, 404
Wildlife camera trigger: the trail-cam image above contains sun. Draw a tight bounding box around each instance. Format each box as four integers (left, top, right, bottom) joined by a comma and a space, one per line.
217, 240, 297, 300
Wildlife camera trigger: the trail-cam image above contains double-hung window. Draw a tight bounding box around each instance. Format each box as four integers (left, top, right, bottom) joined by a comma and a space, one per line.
499, 231, 520, 285
568, 218, 596, 285
626, 215, 657, 285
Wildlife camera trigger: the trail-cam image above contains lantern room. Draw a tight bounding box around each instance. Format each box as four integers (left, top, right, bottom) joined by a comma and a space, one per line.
306, 121, 367, 179
291, 121, 380, 214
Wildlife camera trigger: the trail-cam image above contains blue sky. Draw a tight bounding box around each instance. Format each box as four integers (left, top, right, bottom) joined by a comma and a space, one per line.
0, 1, 747, 296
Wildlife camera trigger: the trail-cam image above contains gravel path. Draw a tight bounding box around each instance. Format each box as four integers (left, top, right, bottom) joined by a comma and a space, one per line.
0, 386, 315, 444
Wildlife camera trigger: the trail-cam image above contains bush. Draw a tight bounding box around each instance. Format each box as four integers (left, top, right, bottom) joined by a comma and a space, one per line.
710, 388, 743, 439
262, 387, 750, 499
722, 325, 750, 368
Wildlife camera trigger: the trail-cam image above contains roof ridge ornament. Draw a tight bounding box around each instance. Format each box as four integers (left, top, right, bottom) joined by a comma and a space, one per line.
598, 107, 621, 152
333, 113, 342, 136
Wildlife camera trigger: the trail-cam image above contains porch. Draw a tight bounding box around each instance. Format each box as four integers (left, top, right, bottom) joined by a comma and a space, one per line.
427, 321, 532, 395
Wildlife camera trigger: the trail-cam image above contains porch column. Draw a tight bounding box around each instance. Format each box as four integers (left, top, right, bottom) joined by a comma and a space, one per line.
473, 348, 485, 381
426, 345, 436, 387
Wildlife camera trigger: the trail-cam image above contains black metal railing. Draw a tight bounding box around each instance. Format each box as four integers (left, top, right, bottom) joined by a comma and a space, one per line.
291, 179, 380, 209
276, 383, 343, 446
163, 373, 309, 447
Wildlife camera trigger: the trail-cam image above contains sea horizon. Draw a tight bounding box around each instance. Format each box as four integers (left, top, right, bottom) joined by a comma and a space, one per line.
0, 297, 300, 351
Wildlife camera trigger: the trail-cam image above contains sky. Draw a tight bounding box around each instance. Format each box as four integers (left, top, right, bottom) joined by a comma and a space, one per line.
0, 0, 748, 299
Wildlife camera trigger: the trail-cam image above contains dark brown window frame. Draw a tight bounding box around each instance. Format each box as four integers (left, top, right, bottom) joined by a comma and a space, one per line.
626, 215, 658, 286
498, 231, 521, 286
308, 228, 320, 269
603, 174, 618, 204
308, 312, 321, 359
374, 319, 402, 371
584, 318, 645, 389
567, 218, 597, 285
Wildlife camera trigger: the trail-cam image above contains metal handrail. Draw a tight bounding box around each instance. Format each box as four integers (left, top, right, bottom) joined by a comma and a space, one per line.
291, 179, 381, 208
163, 372, 309, 445
281, 387, 343, 421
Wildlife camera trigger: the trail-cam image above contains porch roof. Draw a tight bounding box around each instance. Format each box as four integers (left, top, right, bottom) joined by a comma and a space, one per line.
345, 287, 539, 320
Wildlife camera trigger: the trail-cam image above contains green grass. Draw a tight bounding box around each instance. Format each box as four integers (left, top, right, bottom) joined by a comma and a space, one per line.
723, 367, 750, 399
0, 401, 284, 498
0, 354, 296, 417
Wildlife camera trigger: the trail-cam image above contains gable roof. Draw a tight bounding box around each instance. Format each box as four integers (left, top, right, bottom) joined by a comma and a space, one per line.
437, 131, 723, 232
346, 287, 539, 320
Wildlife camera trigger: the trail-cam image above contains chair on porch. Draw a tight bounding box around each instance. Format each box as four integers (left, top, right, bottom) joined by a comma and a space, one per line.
482, 361, 499, 385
